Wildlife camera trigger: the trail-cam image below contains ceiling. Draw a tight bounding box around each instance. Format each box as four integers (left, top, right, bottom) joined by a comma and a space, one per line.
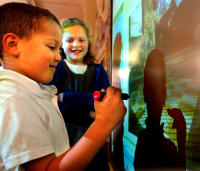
34, 0, 85, 20
1, 0, 95, 39
1, 0, 85, 21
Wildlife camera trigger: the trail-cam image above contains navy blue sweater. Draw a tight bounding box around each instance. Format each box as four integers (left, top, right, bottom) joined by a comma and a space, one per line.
45, 61, 110, 124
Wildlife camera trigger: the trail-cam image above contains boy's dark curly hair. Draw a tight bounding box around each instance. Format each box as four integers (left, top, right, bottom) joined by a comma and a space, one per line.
0, 2, 60, 59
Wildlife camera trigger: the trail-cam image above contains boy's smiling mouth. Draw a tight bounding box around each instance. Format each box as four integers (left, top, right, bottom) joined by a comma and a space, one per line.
49, 64, 56, 67
49, 65, 56, 70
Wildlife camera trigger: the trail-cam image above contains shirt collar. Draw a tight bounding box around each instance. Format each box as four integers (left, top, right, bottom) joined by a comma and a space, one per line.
0, 70, 57, 98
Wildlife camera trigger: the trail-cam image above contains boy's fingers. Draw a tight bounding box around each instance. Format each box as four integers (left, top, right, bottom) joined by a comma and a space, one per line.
105, 86, 115, 96
106, 86, 121, 99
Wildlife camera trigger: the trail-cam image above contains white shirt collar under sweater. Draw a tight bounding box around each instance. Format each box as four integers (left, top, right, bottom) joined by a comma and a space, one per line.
0, 69, 57, 100
64, 59, 87, 74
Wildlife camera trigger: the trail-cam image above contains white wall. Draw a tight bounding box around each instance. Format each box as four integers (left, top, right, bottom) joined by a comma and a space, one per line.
0, 0, 28, 5
35, 0, 84, 21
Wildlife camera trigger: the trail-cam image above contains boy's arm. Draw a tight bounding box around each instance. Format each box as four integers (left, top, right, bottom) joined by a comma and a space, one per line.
22, 86, 127, 171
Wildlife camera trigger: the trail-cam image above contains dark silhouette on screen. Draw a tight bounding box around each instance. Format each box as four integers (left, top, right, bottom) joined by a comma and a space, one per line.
133, 49, 186, 171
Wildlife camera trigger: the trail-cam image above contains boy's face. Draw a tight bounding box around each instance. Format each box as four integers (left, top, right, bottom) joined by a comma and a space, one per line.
62, 25, 89, 65
17, 19, 62, 83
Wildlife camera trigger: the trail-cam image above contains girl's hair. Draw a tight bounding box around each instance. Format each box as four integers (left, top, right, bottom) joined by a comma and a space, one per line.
60, 18, 95, 64
0, 2, 60, 59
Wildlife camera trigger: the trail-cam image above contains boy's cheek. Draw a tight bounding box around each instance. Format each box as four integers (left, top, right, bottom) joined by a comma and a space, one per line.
43, 74, 54, 83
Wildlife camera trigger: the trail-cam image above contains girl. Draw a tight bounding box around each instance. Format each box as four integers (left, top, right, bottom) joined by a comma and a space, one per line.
45, 18, 110, 171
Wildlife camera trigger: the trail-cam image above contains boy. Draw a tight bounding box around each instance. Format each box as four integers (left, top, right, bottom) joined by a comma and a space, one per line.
0, 2, 127, 171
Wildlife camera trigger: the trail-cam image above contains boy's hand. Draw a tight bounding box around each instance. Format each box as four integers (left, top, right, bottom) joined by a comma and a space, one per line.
94, 86, 127, 131
89, 89, 105, 119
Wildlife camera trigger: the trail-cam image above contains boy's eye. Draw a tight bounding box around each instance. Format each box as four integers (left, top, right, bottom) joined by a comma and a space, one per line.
48, 46, 55, 50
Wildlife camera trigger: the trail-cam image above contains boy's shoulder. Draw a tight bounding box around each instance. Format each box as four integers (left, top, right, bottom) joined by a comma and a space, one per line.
0, 70, 20, 99
0, 70, 57, 105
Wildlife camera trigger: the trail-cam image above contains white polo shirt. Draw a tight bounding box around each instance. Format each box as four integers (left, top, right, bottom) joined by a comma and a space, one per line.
0, 70, 70, 171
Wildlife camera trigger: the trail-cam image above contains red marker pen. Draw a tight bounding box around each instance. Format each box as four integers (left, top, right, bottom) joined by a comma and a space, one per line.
93, 91, 130, 101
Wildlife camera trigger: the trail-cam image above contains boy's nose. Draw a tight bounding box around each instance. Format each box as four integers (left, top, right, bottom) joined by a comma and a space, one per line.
55, 52, 61, 62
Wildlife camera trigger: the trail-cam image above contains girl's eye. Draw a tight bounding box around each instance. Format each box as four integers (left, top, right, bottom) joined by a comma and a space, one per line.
66, 39, 73, 43
79, 39, 85, 42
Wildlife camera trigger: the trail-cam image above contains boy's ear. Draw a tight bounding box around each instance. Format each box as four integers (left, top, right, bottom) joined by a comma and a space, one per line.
3, 33, 20, 57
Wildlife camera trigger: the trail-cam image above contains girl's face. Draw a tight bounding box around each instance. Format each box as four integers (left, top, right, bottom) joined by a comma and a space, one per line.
62, 25, 89, 65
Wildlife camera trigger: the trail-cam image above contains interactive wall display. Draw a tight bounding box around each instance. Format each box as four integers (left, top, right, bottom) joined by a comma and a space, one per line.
111, 0, 200, 170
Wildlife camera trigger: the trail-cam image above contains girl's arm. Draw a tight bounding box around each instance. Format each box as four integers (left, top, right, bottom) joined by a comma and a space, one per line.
45, 62, 95, 123
58, 90, 95, 123
46, 63, 111, 123
95, 64, 111, 90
